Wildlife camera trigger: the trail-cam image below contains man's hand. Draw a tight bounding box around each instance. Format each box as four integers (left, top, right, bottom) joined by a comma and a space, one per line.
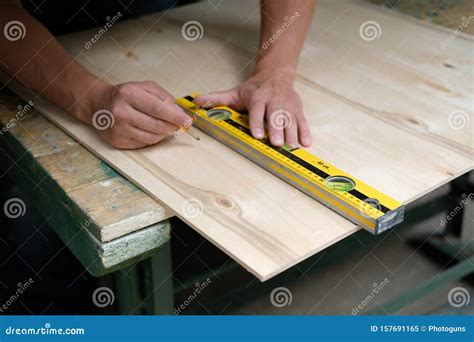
1, 4, 192, 150
193, 72, 311, 147
89, 81, 192, 149
195, 0, 315, 147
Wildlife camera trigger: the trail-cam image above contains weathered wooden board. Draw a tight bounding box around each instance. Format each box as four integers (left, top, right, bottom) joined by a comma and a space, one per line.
3, 0, 472, 280
0, 93, 172, 243
0, 93, 173, 276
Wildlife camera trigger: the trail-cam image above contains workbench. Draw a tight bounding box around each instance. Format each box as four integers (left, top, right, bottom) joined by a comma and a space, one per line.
1, 85, 472, 315
0, 89, 174, 314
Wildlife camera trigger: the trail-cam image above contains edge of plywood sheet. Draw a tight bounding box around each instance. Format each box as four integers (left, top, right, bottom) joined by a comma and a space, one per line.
403, 166, 474, 204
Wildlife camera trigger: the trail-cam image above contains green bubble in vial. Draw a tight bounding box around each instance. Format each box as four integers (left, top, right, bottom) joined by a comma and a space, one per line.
207, 109, 231, 121
324, 176, 355, 192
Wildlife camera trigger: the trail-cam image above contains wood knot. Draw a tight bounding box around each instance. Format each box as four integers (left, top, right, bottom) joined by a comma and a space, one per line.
406, 117, 420, 125
216, 196, 234, 208
125, 50, 138, 60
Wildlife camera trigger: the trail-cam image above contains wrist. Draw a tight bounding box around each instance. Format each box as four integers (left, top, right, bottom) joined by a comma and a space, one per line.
253, 60, 296, 84
252, 64, 296, 84
70, 79, 111, 125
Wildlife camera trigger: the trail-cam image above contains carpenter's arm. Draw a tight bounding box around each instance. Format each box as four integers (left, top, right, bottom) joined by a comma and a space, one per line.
195, 0, 316, 147
0, 0, 107, 123
0, 0, 190, 149
256, 0, 315, 85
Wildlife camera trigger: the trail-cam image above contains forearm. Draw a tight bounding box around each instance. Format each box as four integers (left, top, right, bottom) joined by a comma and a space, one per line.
0, 2, 107, 124
256, 0, 315, 80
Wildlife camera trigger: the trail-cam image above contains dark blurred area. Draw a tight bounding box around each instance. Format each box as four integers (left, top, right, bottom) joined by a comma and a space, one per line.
0, 174, 100, 314
0, 172, 229, 315
21, 0, 193, 35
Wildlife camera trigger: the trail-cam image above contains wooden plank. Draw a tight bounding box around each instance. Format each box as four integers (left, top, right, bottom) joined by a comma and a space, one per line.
0, 130, 171, 276
0, 92, 172, 275
2, 0, 472, 280
4, 78, 358, 281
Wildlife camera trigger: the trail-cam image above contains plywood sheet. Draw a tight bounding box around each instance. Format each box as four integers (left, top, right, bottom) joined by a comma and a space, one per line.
3, 0, 472, 280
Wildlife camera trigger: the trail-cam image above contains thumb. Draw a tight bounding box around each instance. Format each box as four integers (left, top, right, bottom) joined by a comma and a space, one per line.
193, 89, 242, 109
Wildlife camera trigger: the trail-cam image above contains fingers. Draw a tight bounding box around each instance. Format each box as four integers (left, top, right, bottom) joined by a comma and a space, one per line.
112, 138, 150, 150
98, 81, 195, 150
193, 90, 242, 109
98, 124, 165, 150
266, 106, 312, 147
248, 100, 265, 139
111, 123, 166, 145
126, 125, 167, 145
125, 86, 191, 127
266, 105, 285, 147
127, 107, 179, 135
265, 98, 312, 147
194, 83, 312, 147
141, 81, 175, 103
297, 115, 313, 147
284, 120, 299, 147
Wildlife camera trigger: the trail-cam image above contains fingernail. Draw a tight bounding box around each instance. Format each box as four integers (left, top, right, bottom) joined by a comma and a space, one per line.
302, 136, 312, 147
254, 129, 264, 139
273, 136, 283, 146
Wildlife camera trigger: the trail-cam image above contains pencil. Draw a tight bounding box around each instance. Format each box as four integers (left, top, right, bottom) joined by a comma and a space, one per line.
180, 125, 200, 140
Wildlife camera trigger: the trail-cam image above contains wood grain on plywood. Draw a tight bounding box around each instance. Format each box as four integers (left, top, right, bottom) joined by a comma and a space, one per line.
2, 0, 472, 280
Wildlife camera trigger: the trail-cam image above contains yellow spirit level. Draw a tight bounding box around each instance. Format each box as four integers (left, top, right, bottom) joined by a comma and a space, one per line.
176, 94, 405, 235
